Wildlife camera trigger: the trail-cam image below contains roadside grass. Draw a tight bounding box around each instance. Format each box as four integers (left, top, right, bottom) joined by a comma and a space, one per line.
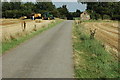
2, 19, 63, 54
81, 20, 119, 23
73, 22, 119, 78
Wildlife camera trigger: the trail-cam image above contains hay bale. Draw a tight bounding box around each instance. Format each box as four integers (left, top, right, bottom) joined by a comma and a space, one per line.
19, 16, 27, 20
35, 19, 42, 23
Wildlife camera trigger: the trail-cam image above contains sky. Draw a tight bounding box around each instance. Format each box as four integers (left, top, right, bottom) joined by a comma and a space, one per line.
53, 2, 87, 12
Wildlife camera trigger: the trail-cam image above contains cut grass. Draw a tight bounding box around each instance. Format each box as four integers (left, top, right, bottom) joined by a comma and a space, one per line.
2, 20, 63, 54
73, 22, 119, 78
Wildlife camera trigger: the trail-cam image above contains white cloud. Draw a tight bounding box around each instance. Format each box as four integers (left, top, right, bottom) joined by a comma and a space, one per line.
52, 0, 77, 2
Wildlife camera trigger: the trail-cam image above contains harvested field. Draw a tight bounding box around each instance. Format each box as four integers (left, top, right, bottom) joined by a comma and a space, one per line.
73, 20, 119, 78
0, 19, 32, 25
81, 21, 119, 56
0, 19, 56, 42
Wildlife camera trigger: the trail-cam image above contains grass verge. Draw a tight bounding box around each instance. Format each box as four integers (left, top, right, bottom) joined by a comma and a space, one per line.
73, 22, 119, 78
2, 19, 63, 54
81, 20, 119, 23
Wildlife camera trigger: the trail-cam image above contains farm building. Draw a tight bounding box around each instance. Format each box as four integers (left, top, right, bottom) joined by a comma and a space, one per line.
80, 11, 90, 20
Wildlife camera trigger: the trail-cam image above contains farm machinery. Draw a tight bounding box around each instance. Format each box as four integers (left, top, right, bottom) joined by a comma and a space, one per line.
42, 12, 54, 20
20, 12, 54, 20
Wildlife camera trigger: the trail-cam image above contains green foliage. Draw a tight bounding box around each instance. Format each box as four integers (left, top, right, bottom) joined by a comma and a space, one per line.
21, 2, 35, 11
51, 9, 60, 17
57, 5, 75, 20
57, 5, 69, 18
2, 2, 35, 18
84, 2, 120, 20
72, 9, 82, 17
103, 15, 111, 19
3, 9, 33, 18
73, 23, 119, 78
112, 15, 120, 20
2, 2, 21, 11
2, 2, 76, 19
2, 2, 61, 18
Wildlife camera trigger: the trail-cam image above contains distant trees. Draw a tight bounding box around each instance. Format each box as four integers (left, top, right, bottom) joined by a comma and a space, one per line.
2, 1, 120, 20
2, 1, 81, 20
2, 2, 60, 18
57, 5, 69, 19
83, 2, 120, 20
2, 2, 23, 18
35, 2, 56, 13
57, 5, 75, 20
72, 9, 82, 17
2, 1, 31, 18
2, 1, 72, 19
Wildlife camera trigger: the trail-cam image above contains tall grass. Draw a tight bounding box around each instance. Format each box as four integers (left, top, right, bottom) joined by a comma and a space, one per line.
2, 20, 63, 54
73, 22, 119, 78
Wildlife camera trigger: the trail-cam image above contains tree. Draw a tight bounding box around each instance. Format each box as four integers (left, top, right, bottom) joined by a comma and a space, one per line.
2, 2, 68, 19
35, 2, 55, 13
82, 2, 120, 20
21, 2, 35, 11
50, 9, 60, 17
57, 5, 69, 18
2, 2, 11, 11
72, 9, 82, 17
9, 0, 22, 10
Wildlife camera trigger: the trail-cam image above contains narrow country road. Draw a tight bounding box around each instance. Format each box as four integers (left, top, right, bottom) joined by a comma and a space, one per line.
2, 20, 74, 78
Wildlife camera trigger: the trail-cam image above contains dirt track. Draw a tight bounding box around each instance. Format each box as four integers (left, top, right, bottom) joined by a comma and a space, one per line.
82, 21, 119, 54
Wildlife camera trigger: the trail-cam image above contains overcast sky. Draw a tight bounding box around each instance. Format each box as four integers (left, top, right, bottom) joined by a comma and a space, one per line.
53, 2, 87, 12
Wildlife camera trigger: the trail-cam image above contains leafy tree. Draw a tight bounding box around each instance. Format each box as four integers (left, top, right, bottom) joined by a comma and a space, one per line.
72, 9, 82, 17
2, 2, 71, 19
9, 0, 22, 10
57, 5, 70, 18
50, 9, 60, 17
35, 2, 55, 13
83, 2, 120, 20
20, 2, 35, 12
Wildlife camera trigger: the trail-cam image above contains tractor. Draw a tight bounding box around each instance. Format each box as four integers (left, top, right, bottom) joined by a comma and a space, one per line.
42, 12, 54, 20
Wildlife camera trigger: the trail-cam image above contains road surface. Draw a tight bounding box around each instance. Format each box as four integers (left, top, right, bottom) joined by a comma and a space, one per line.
2, 20, 74, 78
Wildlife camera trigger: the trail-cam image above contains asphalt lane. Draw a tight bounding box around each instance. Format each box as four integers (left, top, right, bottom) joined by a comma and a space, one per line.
2, 20, 74, 78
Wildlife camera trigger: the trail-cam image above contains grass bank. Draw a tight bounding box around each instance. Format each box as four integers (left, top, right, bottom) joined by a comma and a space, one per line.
73, 22, 119, 78
2, 19, 63, 54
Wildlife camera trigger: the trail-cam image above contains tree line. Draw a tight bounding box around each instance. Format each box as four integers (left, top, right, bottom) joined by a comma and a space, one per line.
2, 1, 81, 19
83, 2, 120, 20
3, 1, 119, 20
2, 2, 58, 18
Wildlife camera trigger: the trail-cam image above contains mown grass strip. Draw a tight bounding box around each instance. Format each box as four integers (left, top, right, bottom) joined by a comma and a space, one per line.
73, 22, 119, 78
2, 20, 63, 54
